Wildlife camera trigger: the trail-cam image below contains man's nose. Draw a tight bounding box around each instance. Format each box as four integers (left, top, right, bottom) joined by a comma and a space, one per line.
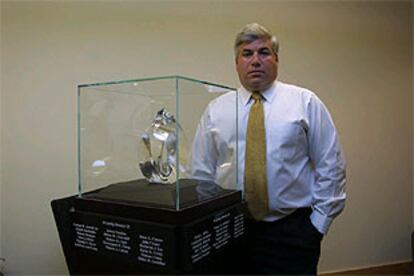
251, 52, 261, 67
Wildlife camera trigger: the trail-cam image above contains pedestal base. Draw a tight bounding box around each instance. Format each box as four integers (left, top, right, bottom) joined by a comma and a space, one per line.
51, 181, 247, 274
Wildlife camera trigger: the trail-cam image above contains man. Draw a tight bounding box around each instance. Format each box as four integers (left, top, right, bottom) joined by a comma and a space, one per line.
190, 23, 346, 274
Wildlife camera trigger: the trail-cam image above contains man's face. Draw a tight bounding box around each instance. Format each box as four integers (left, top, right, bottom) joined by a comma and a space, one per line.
236, 38, 278, 92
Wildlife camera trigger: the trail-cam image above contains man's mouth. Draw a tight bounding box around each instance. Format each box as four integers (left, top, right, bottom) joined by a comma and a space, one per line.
248, 71, 264, 76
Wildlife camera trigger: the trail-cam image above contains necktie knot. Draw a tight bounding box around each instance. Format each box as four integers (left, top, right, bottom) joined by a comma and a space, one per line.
251, 92, 262, 102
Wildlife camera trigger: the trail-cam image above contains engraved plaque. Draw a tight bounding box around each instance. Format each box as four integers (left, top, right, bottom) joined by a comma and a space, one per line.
52, 191, 246, 274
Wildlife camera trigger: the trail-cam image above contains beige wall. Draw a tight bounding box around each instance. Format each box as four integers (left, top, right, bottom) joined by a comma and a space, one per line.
1, 1, 412, 274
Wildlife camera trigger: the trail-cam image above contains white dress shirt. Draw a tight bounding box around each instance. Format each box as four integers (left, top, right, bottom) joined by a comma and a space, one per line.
190, 80, 346, 234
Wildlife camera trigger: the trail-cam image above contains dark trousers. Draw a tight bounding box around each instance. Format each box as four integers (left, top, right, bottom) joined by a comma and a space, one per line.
243, 208, 323, 275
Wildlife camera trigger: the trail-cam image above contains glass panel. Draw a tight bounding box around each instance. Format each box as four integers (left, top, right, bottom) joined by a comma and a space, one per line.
78, 76, 238, 210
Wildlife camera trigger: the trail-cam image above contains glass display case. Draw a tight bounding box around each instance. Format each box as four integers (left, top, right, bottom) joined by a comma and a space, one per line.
78, 76, 239, 210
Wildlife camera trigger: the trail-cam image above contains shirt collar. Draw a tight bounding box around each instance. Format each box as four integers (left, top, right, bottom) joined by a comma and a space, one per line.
239, 81, 278, 106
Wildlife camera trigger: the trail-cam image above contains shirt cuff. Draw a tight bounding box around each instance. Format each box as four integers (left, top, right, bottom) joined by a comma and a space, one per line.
310, 210, 334, 235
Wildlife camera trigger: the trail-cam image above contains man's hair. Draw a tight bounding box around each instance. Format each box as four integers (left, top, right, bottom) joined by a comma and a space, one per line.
234, 23, 279, 58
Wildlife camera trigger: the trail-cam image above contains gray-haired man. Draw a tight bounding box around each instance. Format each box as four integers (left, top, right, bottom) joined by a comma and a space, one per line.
190, 23, 346, 274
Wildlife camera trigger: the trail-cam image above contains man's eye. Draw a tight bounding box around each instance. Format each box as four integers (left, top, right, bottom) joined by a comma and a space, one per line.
241, 51, 253, 57
259, 49, 272, 56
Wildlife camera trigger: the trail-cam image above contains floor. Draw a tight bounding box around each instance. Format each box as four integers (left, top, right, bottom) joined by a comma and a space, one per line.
322, 261, 414, 275
0, 261, 412, 275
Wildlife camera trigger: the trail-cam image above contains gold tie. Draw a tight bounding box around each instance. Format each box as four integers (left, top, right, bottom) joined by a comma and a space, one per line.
244, 92, 269, 220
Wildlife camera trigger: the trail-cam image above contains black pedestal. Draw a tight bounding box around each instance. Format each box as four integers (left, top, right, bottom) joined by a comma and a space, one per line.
51, 179, 247, 274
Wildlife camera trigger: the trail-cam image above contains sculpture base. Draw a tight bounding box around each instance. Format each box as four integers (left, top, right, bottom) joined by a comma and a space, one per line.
51, 180, 247, 274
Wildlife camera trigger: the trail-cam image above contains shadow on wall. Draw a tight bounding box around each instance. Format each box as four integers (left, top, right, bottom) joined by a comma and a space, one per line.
0, 257, 4, 274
